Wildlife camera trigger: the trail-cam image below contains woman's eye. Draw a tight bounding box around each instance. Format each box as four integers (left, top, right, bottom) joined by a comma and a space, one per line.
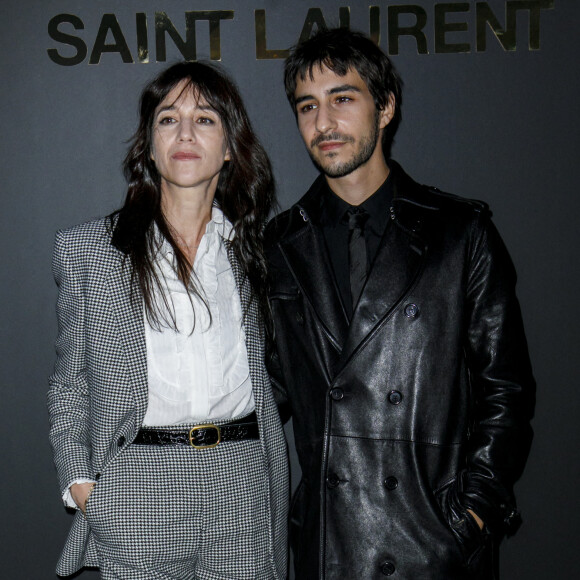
158, 117, 175, 125
197, 117, 215, 125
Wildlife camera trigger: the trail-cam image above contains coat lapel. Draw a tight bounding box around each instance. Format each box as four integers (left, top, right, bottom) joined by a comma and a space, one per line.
276, 176, 349, 351
279, 221, 349, 351
339, 216, 427, 365
339, 162, 432, 366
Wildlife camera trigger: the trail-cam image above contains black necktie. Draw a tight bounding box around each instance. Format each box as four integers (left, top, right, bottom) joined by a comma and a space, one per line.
347, 207, 369, 309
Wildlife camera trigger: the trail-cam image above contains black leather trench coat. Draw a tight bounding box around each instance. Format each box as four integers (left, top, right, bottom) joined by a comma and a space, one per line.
265, 162, 535, 579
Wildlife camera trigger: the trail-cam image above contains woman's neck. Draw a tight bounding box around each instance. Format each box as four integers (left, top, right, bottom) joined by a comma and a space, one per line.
161, 185, 215, 264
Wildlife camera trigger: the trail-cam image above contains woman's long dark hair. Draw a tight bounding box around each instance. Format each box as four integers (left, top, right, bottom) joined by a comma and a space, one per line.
112, 61, 275, 329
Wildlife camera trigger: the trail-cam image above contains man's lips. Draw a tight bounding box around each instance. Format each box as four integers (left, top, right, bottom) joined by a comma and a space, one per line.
317, 141, 344, 152
311, 133, 354, 151
172, 152, 200, 160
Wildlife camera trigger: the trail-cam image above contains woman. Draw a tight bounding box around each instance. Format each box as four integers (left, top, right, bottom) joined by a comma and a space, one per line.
48, 62, 288, 579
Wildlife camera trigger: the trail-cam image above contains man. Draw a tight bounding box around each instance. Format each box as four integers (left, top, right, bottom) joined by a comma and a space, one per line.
265, 28, 535, 579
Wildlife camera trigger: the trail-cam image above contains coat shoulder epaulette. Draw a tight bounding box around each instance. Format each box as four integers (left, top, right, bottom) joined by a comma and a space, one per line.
395, 182, 491, 222
388, 160, 491, 219
425, 186, 490, 215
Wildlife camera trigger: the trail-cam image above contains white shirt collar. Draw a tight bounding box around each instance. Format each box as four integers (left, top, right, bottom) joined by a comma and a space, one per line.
209, 205, 234, 241
153, 205, 234, 260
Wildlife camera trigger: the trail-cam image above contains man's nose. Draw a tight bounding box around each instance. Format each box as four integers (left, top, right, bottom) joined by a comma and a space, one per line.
315, 104, 337, 134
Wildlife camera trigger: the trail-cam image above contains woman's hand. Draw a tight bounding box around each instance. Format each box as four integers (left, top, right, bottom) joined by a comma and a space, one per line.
71, 481, 96, 515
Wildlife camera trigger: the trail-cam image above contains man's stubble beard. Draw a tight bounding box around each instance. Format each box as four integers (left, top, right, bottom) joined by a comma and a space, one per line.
308, 111, 381, 179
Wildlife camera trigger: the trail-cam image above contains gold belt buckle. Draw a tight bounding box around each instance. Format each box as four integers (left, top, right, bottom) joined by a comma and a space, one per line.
189, 424, 221, 449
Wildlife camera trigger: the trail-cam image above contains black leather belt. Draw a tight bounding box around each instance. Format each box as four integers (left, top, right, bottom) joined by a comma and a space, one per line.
133, 412, 259, 449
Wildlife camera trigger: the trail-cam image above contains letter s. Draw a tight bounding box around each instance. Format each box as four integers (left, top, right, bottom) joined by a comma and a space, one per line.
47, 14, 87, 66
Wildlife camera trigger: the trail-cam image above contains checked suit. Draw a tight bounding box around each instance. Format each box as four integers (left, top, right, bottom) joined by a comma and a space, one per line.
48, 216, 288, 578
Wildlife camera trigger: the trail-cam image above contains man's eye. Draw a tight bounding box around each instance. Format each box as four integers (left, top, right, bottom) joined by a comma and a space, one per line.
299, 103, 316, 114
335, 96, 352, 103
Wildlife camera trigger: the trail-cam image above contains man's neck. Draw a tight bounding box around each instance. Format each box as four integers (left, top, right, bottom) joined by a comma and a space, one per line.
325, 155, 390, 206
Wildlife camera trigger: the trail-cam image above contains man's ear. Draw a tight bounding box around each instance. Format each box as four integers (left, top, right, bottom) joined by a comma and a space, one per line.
379, 93, 396, 129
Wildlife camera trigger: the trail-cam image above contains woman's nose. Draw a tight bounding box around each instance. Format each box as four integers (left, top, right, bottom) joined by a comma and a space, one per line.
178, 119, 196, 141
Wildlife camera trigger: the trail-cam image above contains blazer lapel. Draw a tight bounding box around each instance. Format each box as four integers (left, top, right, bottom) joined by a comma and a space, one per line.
226, 241, 267, 413
105, 250, 148, 419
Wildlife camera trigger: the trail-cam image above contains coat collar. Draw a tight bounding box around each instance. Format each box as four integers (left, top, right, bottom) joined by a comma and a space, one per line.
273, 161, 434, 363
287, 160, 437, 245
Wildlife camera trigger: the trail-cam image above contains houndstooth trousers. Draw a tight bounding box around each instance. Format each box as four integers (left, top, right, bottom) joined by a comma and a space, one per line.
83, 436, 272, 580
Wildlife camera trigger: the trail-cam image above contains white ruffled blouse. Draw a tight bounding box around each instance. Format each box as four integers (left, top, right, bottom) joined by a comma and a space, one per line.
142, 207, 254, 426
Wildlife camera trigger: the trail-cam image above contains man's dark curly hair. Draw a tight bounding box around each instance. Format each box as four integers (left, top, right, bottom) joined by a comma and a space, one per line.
284, 27, 403, 151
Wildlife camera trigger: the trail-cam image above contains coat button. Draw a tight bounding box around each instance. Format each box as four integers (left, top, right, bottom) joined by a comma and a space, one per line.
95, 473, 101, 480
384, 476, 398, 490
330, 387, 344, 401
380, 561, 396, 576
388, 390, 403, 405
117, 436, 126, 447
326, 473, 340, 488
404, 303, 419, 318
296, 311, 304, 325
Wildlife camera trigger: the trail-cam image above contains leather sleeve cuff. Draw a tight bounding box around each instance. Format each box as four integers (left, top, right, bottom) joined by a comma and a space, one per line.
458, 471, 522, 537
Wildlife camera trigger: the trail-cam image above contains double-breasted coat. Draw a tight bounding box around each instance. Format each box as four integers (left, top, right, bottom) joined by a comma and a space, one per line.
265, 161, 535, 579
48, 216, 289, 578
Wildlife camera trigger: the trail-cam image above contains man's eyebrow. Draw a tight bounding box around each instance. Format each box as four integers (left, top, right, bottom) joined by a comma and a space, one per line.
294, 84, 363, 106
328, 84, 362, 95
294, 94, 314, 106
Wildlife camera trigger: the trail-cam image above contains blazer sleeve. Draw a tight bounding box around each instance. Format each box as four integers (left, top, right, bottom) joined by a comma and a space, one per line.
47, 229, 94, 497
459, 213, 536, 535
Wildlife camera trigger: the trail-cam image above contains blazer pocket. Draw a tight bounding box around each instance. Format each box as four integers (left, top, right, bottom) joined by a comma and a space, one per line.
84, 451, 124, 527
83, 480, 100, 523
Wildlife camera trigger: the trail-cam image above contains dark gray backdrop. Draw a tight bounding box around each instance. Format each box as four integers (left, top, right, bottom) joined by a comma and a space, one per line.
1, 1, 578, 578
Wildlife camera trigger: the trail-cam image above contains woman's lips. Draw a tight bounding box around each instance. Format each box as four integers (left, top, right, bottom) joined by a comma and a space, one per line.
172, 152, 200, 160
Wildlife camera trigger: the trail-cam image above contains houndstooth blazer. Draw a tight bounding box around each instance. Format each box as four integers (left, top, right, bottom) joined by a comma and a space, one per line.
48, 216, 289, 578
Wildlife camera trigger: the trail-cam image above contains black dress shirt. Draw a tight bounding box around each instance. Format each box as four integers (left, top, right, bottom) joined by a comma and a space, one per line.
319, 174, 393, 319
